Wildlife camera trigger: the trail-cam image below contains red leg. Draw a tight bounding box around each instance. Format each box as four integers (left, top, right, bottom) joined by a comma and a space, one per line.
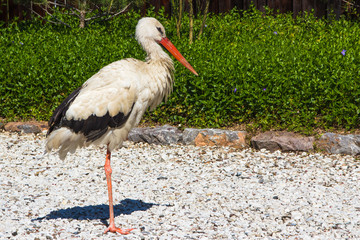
103, 147, 134, 235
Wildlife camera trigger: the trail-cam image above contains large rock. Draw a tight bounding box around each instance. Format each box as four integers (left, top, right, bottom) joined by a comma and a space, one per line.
4, 121, 48, 134
183, 128, 247, 148
316, 133, 360, 155
128, 125, 182, 145
251, 131, 314, 152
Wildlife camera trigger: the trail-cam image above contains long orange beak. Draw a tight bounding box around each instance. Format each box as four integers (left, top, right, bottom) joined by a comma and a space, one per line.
159, 37, 198, 76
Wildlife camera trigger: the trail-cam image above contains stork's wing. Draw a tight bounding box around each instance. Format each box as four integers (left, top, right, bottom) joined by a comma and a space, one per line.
47, 86, 82, 136
48, 60, 139, 142
60, 102, 134, 142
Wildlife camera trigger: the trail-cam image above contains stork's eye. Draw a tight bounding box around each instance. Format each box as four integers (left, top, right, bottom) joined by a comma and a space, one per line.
157, 27, 163, 35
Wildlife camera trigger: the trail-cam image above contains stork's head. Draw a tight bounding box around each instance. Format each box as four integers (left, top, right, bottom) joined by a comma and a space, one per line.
136, 17, 198, 76
136, 17, 166, 43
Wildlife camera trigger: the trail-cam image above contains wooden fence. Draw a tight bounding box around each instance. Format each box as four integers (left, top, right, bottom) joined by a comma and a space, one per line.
1, 0, 359, 23
145, 0, 358, 19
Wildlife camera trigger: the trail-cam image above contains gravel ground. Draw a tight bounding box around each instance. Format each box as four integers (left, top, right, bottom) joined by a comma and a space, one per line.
1, 131, 359, 240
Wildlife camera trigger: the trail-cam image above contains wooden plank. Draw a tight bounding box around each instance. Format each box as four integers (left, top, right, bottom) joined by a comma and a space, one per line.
233, 0, 243, 10
219, 0, 225, 12
210, 0, 219, 14
258, 0, 267, 12
0, 0, 7, 22
327, 0, 333, 19
335, 0, 341, 19
218, 0, 232, 13
314, 0, 327, 18
225, 0, 232, 12
279, 0, 293, 13
293, 0, 302, 17
242, 0, 250, 10
302, 0, 314, 13
161, 0, 171, 16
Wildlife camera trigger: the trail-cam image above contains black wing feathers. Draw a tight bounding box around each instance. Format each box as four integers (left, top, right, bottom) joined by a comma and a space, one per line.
47, 87, 82, 136
61, 105, 134, 142
48, 86, 134, 142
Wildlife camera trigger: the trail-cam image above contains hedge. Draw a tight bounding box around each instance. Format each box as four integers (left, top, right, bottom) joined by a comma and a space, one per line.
1, 8, 360, 133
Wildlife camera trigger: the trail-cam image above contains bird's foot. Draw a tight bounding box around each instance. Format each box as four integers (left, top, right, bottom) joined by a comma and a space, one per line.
104, 225, 134, 235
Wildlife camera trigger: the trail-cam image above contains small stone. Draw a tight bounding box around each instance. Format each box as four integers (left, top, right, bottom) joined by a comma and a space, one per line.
291, 211, 302, 220
183, 128, 246, 148
251, 131, 314, 152
157, 176, 168, 180
316, 133, 360, 155
128, 125, 182, 145
4, 122, 42, 134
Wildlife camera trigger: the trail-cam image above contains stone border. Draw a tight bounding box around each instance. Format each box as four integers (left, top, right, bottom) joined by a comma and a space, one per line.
2, 121, 360, 156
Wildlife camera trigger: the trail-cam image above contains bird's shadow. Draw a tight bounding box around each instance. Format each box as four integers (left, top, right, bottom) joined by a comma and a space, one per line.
32, 198, 164, 224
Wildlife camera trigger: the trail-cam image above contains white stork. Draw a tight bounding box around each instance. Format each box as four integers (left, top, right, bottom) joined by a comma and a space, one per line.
46, 17, 198, 235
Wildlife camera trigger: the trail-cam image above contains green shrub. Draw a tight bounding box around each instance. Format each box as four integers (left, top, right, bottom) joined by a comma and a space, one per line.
1, 8, 360, 133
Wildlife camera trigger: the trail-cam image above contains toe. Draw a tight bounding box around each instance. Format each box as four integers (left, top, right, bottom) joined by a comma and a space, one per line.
117, 228, 134, 235
104, 226, 134, 235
